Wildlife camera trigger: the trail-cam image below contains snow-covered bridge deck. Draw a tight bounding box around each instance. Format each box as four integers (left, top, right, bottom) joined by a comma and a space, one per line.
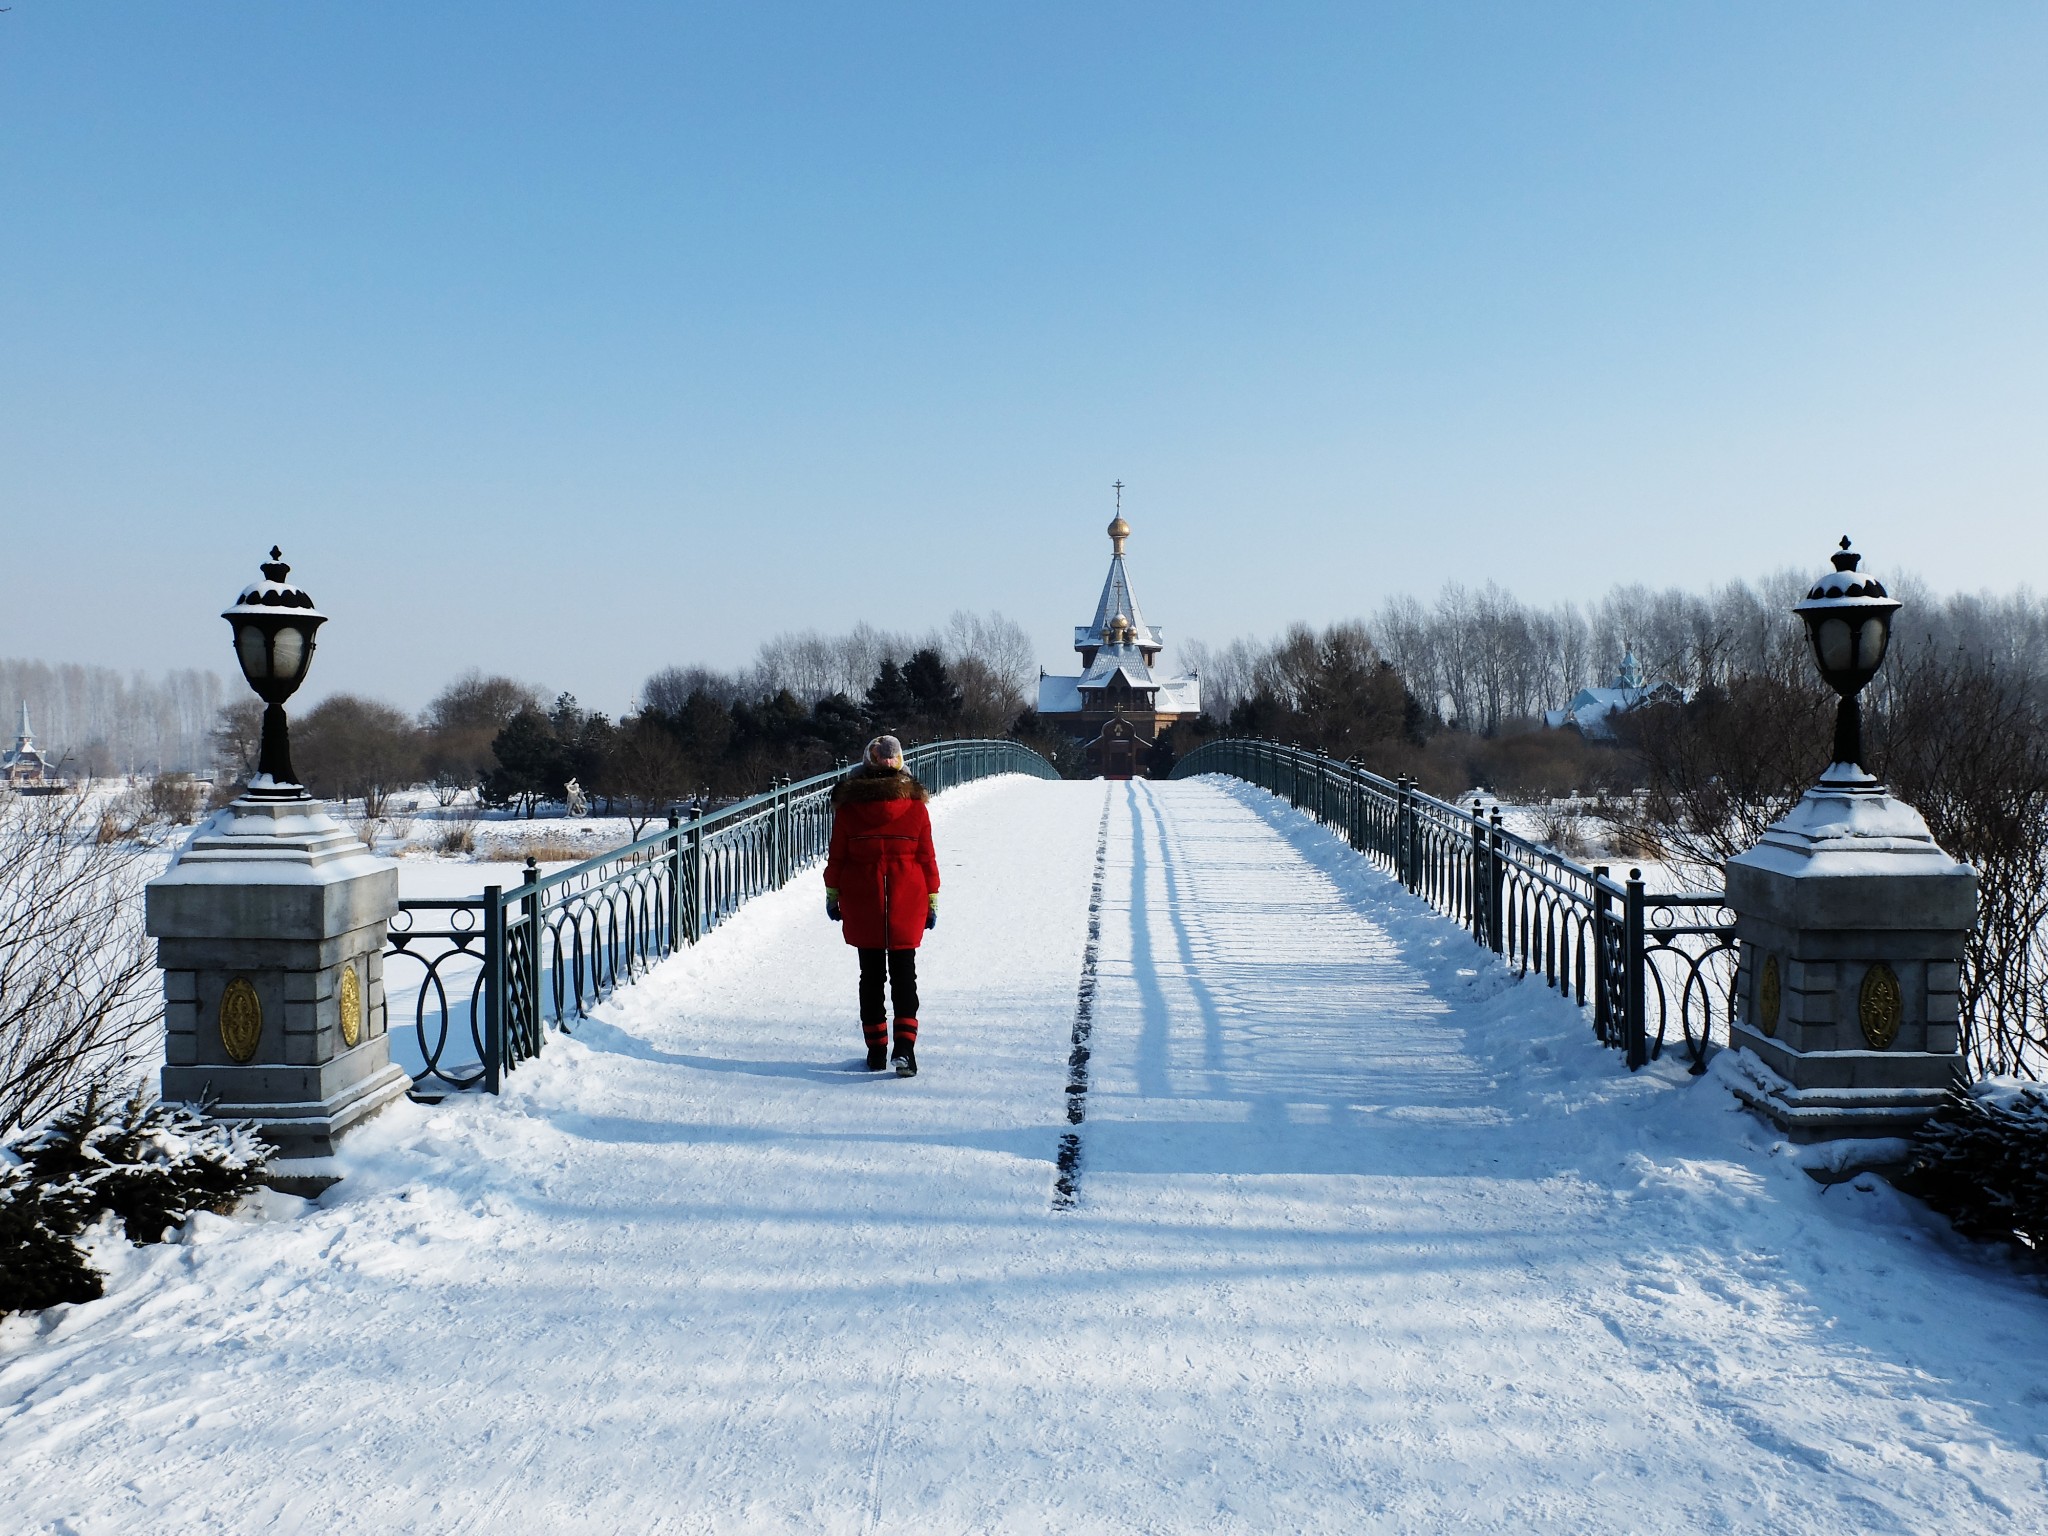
6, 778, 2048, 1533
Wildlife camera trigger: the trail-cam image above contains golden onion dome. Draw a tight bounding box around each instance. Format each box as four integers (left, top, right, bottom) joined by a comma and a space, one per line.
1108, 515, 1131, 554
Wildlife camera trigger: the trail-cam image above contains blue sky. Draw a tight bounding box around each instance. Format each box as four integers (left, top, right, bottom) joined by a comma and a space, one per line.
3, 3, 2044, 712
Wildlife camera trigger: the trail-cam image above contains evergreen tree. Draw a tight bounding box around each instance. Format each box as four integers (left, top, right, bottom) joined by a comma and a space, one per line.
0, 1170, 99, 1312
484, 707, 567, 816
3, 1087, 270, 1315
17, 1087, 270, 1244
863, 659, 917, 733
1900, 1085, 2048, 1252
810, 693, 869, 759
902, 648, 963, 732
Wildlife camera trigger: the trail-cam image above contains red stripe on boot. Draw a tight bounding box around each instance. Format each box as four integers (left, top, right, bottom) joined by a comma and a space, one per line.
893, 1017, 918, 1046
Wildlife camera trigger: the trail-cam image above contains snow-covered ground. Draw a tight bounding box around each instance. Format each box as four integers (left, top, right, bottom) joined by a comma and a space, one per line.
4, 776, 2046, 1533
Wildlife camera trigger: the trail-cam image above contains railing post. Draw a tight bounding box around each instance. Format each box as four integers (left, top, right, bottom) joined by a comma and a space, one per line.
1489, 807, 1507, 956
1469, 803, 1488, 945
1625, 868, 1647, 1071
686, 802, 705, 944
1397, 778, 1416, 891
483, 884, 505, 1095
1592, 865, 1612, 1042
773, 776, 789, 887
666, 810, 683, 954
522, 855, 543, 1041
1387, 775, 1399, 873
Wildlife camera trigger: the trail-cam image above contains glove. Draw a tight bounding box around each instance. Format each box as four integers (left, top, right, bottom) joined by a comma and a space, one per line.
825, 888, 841, 923
925, 895, 938, 932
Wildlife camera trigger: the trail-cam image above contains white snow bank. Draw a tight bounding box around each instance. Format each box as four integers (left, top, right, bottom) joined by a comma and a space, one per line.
3, 776, 2044, 1534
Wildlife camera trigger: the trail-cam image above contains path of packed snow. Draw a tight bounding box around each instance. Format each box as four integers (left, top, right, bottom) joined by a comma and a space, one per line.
4, 776, 2047, 1533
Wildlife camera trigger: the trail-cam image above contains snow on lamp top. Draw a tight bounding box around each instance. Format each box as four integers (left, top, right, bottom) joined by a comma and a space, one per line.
224, 546, 325, 620
222, 546, 328, 725
1792, 537, 1901, 695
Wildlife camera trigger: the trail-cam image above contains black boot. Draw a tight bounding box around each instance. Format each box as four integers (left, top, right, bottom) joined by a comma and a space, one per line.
892, 1018, 918, 1077
863, 1022, 889, 1072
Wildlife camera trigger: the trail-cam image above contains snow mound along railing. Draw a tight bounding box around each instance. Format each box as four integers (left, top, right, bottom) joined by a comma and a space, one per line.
386, 740, 1059, 1095
1169, 740, 1736, 1073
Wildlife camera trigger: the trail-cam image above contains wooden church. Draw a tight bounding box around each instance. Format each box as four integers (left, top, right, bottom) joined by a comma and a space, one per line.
1035, 512, 1201, 779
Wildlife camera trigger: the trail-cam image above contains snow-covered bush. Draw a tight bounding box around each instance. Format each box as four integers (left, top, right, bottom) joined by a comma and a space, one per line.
0, 1088, 269, 1314
0, 792, 163, 1136
0, 1163, 101, 1312
1898, 1084, 2048, 1253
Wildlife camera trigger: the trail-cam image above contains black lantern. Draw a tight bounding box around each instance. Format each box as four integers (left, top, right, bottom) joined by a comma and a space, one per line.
1792, 536, 1900, 772
222, 547, 327, 795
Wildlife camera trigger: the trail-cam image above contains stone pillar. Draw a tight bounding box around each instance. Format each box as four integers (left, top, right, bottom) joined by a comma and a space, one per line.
1725, 770, 1975, 1146
146, 795, 412, 1192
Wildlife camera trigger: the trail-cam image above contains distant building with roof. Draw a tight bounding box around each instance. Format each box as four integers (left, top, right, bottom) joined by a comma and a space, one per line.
2, 704, 62, 792
1543, 648, 1680, 740
1037, 510, 1200, 778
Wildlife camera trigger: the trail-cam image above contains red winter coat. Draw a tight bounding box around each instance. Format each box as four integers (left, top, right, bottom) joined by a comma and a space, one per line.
823, 769, 940, 950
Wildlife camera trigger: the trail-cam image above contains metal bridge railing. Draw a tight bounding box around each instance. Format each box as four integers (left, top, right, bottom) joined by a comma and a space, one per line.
1168, 739, 1736, 1073
387, 739, 1060, 1094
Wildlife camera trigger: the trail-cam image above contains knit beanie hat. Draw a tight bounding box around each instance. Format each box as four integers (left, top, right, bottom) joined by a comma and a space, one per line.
865, 735, 905, 769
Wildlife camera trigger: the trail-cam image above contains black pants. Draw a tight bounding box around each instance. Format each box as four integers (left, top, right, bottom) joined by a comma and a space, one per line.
858, 948, 919, 1024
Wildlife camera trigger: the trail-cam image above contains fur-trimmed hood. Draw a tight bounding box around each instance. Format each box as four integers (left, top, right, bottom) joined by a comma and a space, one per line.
832, 766, 930, 805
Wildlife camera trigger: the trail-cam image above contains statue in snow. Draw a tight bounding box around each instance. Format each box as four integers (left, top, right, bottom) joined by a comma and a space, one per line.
564, 778, 589, 817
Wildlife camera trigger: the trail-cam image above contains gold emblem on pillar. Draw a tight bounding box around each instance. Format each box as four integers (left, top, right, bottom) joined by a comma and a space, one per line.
1758, 954, 1780, 1038
1859, 961, 1903, 1050
219, 977, 262, 1063
338, 964, 362, 1049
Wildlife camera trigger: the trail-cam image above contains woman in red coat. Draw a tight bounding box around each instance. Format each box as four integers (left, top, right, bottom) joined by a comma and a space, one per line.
823, 735, 940, 1076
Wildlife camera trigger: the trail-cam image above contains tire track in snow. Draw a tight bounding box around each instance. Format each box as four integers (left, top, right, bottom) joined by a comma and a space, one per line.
1053, 787, 1114, 1210
860, 1346, 910, 1536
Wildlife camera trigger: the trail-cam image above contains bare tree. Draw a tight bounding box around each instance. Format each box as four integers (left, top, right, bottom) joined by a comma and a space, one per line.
642, 666, 749, 714
1606, 676, 1831, 872
941, 611, 1038, 700
420, 672, 543, 793
0, 792, 162, 1136
1180, 636, 1266, 723
296, 695, 422, 816
609, 716, 692, 836
1878, 651, 2048, 1078
949, 655, 1026, 737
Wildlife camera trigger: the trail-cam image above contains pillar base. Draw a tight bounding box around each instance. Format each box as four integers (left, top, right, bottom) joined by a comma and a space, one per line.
1725, 1033, 1950, 1141
162, 1052, 412, 1163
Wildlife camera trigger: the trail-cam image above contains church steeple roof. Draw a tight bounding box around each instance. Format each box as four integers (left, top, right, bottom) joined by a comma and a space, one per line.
1075, 516, 1163, 657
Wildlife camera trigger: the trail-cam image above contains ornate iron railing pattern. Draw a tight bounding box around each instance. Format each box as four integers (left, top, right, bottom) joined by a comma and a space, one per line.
388, 739, 1060, 1094
384, 898, 491, 1091
1169, 739, 1736, 1073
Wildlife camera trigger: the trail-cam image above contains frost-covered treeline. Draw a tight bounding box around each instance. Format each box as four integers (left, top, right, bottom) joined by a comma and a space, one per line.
1188, 575, 2048, 733
0, 660, 225, 777
645, 611, 1038, 713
